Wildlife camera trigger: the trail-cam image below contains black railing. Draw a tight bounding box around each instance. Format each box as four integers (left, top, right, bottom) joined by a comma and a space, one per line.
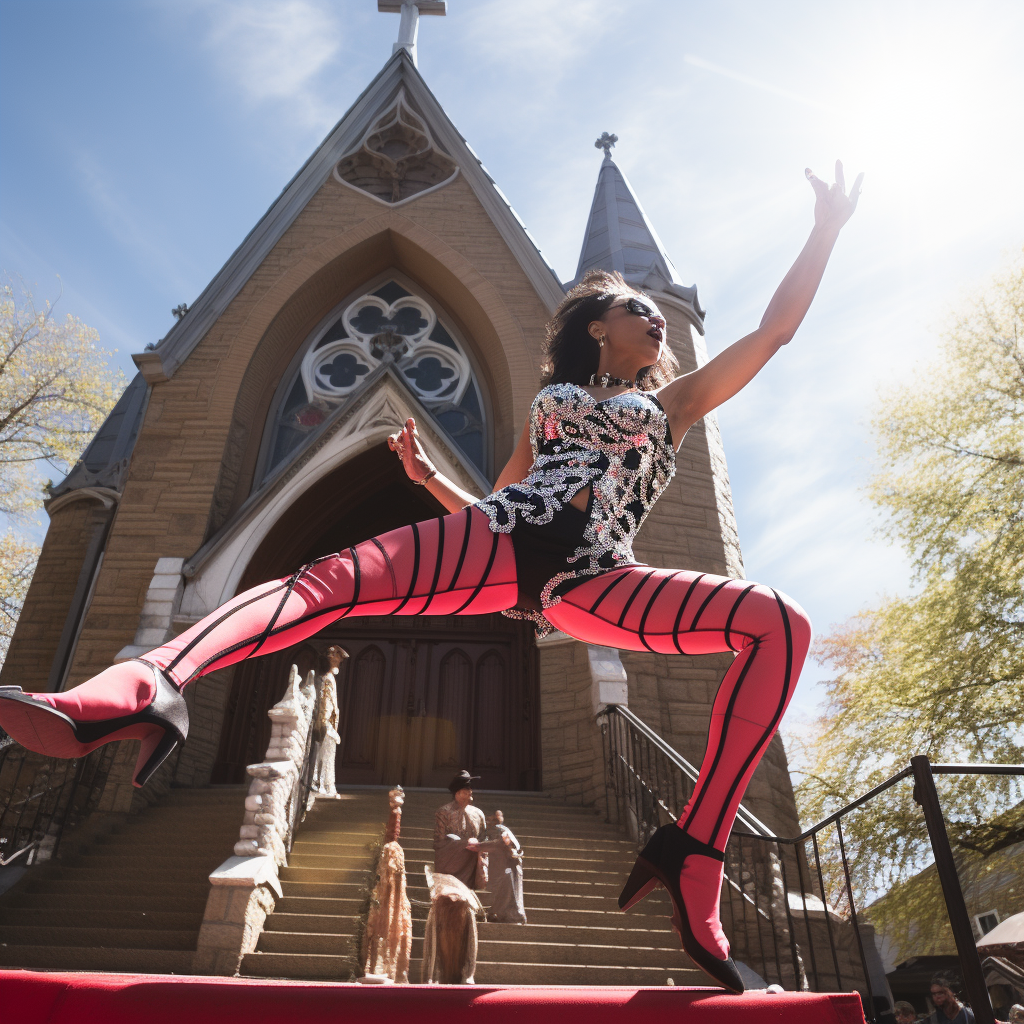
598, 704, 1023, 1024
0, 731, 115, 868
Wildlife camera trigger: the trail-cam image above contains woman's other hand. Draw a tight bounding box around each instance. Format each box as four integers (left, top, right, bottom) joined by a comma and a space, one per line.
387, 417, 436, 483
806, 160, 864, 232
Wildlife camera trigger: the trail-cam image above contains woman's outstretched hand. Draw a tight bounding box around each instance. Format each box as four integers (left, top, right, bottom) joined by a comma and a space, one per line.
387, 417, 436, 483
806, 160, 863, 232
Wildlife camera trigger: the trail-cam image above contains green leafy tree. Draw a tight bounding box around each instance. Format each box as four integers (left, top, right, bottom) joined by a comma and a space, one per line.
0, 279, 126, 664
793, 253, 1024, 940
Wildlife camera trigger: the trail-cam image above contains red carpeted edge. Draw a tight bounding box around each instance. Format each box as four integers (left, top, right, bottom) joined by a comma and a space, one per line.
1, 970, 867, 1024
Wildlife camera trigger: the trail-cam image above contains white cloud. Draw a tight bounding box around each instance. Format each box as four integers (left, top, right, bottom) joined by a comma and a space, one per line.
461, 0, 611, 72
185, 0, 342, 130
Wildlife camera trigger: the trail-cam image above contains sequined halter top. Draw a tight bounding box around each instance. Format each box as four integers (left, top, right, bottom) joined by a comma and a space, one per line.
475, 383, 676, 625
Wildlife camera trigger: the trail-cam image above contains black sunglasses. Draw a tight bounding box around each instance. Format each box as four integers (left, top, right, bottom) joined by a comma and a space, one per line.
615, 297, 664, 322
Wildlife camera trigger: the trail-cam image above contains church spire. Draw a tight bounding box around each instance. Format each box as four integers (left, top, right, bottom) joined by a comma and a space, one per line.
572, 134, 703, 326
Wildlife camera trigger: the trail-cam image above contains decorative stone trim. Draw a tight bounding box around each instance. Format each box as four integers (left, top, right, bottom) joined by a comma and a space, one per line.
113, 557, 185, 663
194, 659, 342, 976
588, 644, 629, 715
334, 88, 458, 206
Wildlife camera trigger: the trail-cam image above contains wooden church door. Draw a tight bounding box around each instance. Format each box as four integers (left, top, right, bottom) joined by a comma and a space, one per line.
211, 613, 540, 791
329, 615, 537, 790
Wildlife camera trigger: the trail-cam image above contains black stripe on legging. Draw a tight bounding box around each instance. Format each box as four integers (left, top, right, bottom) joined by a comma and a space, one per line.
248, 567, 305, 659
370, 537, 398, 598
165, 582, 288, 676
183, 571, 527, 685
336, 545, 362, 618
164, 550, 344, 673
588, 571, 631, 615
451, 528, 500, 614
707, 589, 796, 847
670, 573, 706, 653
391, 522, 421, 614
689, 579, 732, 631
680, 634, 761, 842
617, 569, 657, 629
449, 507, 473, 593
420, 515, 446, 613
635, 570, 682, 652
723, 584, 756, 652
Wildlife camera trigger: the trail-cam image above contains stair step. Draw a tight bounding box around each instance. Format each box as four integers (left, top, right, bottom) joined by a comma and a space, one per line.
279, 866, 372, 884
411, 936, 688, 969
239, 951, 354, 981
0, 925, 198, 951
0, 908, 203, 931
408, 920, 677, 946
0, 945, 195, 974
4, 891, 210, 913
257, 930, 353, 955
256, 896, 365, 918
473, 961, 704, 986
263, 913, 361, 935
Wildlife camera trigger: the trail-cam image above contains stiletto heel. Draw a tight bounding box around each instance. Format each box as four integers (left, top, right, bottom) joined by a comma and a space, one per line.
619, 822, 745, 993
0, 661, 189, 788
619, 859, 659, 911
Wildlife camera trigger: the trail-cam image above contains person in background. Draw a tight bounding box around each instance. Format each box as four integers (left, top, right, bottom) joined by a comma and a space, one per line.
894, 1000, 920, 1023
928, 976, 975, 1024
433, 770, 488, 889
1005, 1003, 1024, 1024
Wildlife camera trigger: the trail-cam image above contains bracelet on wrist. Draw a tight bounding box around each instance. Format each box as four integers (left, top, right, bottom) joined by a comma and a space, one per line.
413, 468, 437, 486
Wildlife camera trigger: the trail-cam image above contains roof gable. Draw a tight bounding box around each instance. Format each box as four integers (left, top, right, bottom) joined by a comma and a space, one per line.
135, 50, 564, 384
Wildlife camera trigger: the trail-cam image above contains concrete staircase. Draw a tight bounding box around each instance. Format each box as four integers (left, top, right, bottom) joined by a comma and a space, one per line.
0, 786, 245, 973
398, 789, 703, 986
239, 786, 702, 985
240, 790, 385, 981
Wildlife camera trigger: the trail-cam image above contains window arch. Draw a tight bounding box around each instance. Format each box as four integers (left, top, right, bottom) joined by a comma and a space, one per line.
257, 277, 489, 485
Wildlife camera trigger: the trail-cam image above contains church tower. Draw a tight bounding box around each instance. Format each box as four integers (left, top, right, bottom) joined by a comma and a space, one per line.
0, 18, 799, 838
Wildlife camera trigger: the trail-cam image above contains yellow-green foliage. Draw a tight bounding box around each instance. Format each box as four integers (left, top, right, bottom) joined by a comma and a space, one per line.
795, 252, 1024, 913
0, 280, 126, 661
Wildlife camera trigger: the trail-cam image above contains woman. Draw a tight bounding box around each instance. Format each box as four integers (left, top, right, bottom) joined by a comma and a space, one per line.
0, 163, 861, 992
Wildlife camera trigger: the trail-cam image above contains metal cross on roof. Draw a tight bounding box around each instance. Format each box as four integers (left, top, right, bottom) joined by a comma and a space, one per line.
378, 1, 447, 67
595, 132, 618, 156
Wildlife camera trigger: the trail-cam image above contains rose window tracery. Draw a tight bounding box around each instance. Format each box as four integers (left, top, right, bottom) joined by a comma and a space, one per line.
261, 280, 486, 483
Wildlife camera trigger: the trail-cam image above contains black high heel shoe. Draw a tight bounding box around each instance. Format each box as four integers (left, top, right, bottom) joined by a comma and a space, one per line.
0, 661, 189, 788
619, 822, 745, 993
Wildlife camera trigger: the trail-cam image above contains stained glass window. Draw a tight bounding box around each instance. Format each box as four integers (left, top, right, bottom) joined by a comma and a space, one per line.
260, 281, 487, 484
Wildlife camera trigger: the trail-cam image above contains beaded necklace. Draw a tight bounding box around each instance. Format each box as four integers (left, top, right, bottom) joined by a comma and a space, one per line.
589, 372, 639, 389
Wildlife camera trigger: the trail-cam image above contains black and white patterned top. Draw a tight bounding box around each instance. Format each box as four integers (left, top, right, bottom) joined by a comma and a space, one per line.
475, 383, 676, 614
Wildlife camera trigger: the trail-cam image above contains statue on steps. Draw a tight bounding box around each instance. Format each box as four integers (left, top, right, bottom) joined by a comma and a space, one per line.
479, 810, 526, 924
421, 866, 484, 985
433, 770, 488, 889
311, 646, 346, 798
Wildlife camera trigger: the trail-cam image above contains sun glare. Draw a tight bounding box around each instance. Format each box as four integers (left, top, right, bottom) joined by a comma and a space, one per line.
834, 12, 1018, 252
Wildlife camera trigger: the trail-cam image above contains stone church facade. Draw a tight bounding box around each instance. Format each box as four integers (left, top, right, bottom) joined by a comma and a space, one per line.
1, 48, 800, 837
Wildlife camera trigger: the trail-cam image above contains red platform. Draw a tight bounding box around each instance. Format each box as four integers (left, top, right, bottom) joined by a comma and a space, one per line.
2, 970, 866, 1024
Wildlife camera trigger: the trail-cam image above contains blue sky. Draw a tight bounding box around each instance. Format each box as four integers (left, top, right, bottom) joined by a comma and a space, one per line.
2, 0, 1022, 721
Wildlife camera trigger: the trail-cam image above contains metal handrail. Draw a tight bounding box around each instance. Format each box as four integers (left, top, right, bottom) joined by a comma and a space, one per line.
608, 705, 778, 838
597, 703, 1023, 1024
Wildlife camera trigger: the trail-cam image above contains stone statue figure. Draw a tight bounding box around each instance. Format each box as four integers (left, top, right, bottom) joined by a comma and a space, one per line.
311, 645, 346, 797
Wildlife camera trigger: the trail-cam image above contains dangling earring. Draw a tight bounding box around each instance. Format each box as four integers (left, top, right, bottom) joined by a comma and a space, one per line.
597, 334, 606, 348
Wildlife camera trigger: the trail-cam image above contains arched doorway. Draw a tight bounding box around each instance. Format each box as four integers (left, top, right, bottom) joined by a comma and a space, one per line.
210, 442, 540, 790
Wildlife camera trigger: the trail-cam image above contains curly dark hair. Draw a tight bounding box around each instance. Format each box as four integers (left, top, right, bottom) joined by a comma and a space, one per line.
539, 269, 679, 391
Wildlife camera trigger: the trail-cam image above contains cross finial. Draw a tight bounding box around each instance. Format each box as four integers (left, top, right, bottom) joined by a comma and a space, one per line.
378, 1, 447, 67
595, 132, 618, 157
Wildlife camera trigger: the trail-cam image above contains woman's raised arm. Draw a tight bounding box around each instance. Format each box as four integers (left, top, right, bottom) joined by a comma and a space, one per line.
657, 161, 863, 443
388, 415, 534, 514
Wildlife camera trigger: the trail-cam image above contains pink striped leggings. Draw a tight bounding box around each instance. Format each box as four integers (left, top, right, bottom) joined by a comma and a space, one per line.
147, 506, 810, 851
